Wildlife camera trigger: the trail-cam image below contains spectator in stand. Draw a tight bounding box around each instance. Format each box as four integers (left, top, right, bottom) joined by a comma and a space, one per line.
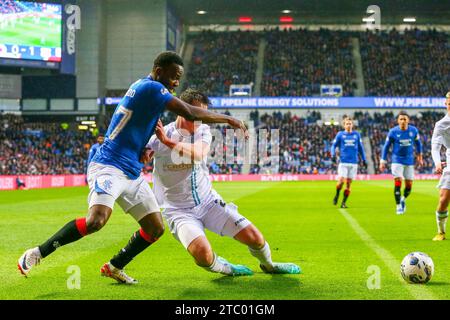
0, 114, 95, 175
262, 28, 356, 97
183, 30, 259, 97
360, 28, 450, 96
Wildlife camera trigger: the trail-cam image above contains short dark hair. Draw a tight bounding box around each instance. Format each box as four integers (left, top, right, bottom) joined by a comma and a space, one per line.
153, 51, 184, 69
397, 111, 409, 118
180, 88, 210, 106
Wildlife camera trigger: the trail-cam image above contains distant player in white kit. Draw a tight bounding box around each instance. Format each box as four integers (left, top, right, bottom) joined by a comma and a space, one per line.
431, 92, 450, 241
331, 117, 367, 208
141, 89, 301, 276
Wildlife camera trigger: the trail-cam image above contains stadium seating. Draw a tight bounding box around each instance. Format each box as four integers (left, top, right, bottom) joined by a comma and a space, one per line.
2, 110, 445, 176
0, 114, 92, 175
360, 28, 450, 96
262, 28, 356, 97
183, 28, 449, 97
250, 111, 366, 174
183, 30, 260, 97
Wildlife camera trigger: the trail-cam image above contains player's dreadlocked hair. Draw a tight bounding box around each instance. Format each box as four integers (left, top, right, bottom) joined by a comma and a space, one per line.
180, 88, 211, 107
153, 51, 184, 69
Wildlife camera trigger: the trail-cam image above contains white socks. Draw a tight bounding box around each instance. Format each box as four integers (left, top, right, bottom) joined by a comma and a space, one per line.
436, 211, 448, 234
204, 254, 232, 275
248, 241, 273, 269
204, 242, 273, 275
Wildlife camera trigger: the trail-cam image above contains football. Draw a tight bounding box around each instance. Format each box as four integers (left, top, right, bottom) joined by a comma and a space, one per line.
400, 252, 434, 284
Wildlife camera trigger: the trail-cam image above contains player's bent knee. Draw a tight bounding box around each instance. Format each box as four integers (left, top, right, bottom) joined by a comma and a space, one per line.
238, 225, 265, 249
153, 224, 165, 239
194, 248, 214, 267
189, 242, 214, 267
86, 205, 111, 233
86, 217, 107, 233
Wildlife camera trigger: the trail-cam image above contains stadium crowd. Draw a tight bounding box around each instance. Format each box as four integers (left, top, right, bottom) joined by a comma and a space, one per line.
183, 28, 449, 97
360, 28, 450, 96
250, 111, 367, 175
0, 0, 22, 14
0, 110, 445, 176
0, 114, 93, 175
262, 28, 356, 97
183, 30, 259, 97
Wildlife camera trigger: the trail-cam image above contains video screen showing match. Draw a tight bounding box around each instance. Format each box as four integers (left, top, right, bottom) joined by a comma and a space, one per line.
0, 0, 62, 62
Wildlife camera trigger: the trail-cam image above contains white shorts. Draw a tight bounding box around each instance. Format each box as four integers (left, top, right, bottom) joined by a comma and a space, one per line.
162, 191, 252, 249
437, 171, 450, 190
337, 163, 358, 179
391, 163, 415, 180
87, 162, 160, 221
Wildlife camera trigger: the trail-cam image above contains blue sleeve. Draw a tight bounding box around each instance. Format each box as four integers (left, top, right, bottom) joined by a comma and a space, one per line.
381, 130, 393, 161
148, 82, 174, 107
415, 129, 423, 154
87, 145, 97, 166
331, 133, 340, 157
358, 133, 366, 161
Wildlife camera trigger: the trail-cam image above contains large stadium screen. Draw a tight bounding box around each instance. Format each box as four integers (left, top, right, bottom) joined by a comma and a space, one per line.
0, 1, 62, 62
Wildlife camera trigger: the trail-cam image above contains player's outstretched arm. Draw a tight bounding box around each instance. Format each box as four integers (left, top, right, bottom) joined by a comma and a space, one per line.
166, 97, 248, 137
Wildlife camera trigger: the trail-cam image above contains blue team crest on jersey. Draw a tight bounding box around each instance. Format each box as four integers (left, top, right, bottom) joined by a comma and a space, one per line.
103, 179, 112, 191
161, 88, 169, 95
409, 131, 413, 137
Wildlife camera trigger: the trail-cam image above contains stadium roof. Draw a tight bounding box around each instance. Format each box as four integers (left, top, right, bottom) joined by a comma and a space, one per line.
169, 0, 450, 25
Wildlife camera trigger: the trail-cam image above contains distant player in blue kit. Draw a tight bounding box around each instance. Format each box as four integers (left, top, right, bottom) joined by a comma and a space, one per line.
331, 117, 367, 208
380, 111, 423, 215
86, 133, 104, 168
18, 51, 248, 283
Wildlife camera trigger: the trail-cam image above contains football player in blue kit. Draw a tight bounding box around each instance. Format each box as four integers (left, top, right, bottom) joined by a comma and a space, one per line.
86, 133, 104, 168
331, 117, 367, 208
380, 111, 423, 215
18, 51, 248, 283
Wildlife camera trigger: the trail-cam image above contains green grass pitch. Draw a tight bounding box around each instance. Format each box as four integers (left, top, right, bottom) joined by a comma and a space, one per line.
1, 180, 449, 300
0, 16, 61, 48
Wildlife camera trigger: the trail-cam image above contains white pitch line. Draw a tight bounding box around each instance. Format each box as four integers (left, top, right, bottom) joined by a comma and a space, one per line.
339, 208, 437, 300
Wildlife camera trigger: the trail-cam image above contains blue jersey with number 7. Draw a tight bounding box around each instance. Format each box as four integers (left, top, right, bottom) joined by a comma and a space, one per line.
92, 75, 173, 179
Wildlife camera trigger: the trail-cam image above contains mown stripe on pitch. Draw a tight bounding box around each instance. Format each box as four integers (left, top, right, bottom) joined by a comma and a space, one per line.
339, 208, 437, 300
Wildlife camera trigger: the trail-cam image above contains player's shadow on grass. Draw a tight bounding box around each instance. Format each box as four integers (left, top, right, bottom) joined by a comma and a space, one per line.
176, 274, 302, 299
213, 273, 301, 284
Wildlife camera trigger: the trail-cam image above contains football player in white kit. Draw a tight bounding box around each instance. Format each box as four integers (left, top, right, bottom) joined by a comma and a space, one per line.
143, 89, 301, 276
431, 92, 450, 241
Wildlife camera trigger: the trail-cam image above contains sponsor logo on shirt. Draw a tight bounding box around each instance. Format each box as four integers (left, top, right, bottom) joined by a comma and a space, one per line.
164, 163, 194, 171
399, 139, 412, 147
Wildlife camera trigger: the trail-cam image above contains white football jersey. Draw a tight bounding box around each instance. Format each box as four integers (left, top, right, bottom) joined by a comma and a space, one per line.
147, 122, 213, 209
431, 114, 450, 172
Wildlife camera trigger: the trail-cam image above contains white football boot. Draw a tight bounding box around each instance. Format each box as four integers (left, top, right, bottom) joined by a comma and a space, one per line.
100, 262, 138, 284
18, 247, 42, 277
